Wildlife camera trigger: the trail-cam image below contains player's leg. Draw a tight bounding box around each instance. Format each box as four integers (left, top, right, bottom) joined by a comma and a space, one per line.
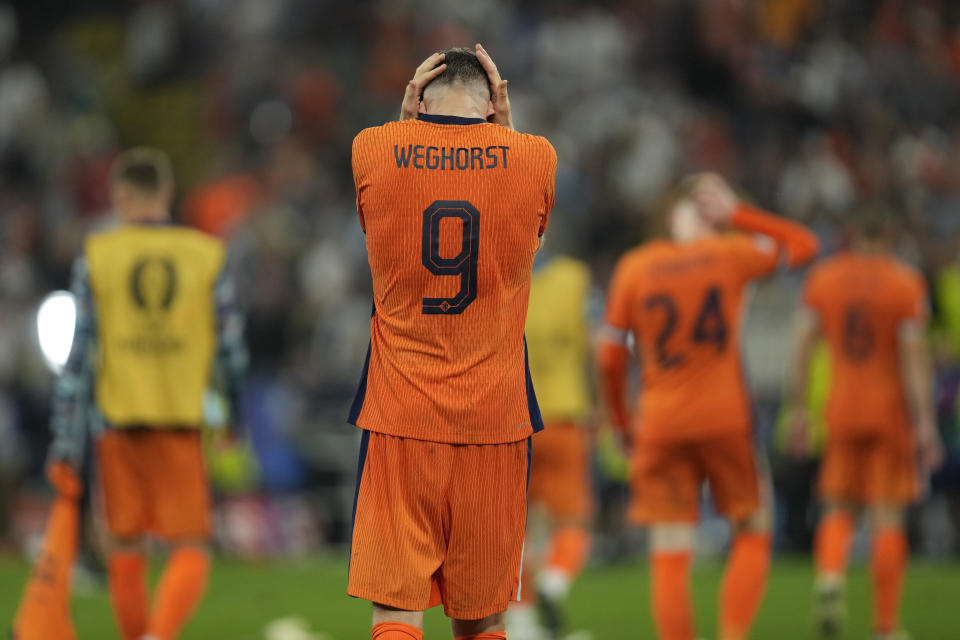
649, 523, 697, 640
441, 439, 529, 637
865, 434, 917, 640
537, 517, 590, 638
508, 502, 547, 640
813, 499, 858, 636
815, 502, 857, 581
451, 611, 507, 639
721, 510, 772, 640
143, 539, 211, 640
348, 432, 448, 639
143, 430, 212, 640
708, 438, 773, 640
98, 431, 150, 640
868, 504, 908, 639
812, 435, 865, 638
525, 423, 592, 638
633, 441, 700, 640
372, 604, 425, 639
105, 536, 150, 640
508, 430, 551, 640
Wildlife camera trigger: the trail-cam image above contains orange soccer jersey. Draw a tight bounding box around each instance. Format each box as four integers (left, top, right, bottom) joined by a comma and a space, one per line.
601, 205, 818, 442
803, 252, 927, 437
349, 114, 557, 444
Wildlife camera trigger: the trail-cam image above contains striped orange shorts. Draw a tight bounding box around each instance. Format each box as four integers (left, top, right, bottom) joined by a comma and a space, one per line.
347, 430, 530, 620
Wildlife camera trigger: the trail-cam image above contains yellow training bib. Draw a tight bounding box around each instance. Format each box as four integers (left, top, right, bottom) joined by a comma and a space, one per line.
85, 224, 225, 427
525, 255, 593, 423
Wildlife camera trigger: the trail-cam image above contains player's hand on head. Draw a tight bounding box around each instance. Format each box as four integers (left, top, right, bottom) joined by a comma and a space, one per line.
399, 52, 447, 121
475, 43, 514, 130
693, 173, 738, 228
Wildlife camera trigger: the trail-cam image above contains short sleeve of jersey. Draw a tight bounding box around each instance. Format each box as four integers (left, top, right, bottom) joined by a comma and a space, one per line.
536, 138, 558, 237
351, 128, 376, 232
728, 234, 779, 281
604, 253, 637, 330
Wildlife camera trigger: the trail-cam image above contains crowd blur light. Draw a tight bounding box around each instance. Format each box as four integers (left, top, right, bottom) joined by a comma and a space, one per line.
36, 291, 77, 374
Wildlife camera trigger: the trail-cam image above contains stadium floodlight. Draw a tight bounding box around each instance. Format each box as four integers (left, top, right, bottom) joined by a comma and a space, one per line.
37, 290, 77, 374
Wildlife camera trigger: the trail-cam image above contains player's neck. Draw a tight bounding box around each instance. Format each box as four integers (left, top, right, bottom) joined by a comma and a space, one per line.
423, 94, 487, 121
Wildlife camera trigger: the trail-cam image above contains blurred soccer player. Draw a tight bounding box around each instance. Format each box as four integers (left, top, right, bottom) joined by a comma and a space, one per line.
789, 213, 944, 640
509, 253, 594, 640
598, 174, 819, 640
347, 46, 556, 640
46, 148, 247, 640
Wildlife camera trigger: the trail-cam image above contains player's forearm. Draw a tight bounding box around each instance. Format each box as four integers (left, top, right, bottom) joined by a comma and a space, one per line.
48, 258, 97, 468
902, 332, 936, 431
597, 340, 631, 433
214, 271, 249, 419
732, 204, 819, 267
48, 339, 94, 468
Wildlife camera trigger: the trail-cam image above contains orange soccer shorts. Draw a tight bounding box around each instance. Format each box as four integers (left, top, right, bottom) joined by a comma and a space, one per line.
630, 432, 762, 524
97, 428, 211, 541
528, 422, 592, 521
819, 431, 918, 505
347, 431, 530, 620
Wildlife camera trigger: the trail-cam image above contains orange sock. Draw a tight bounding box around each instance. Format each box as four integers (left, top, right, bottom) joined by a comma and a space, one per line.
454, 634, 507, 639
372, 622, 424, 639
815, 511, 854, 575
145, 547, 210, 640
651, 551, 694, 640
871, 528, 907, 634
719, 532, 772, 640
108, 551, 148, 640
545, 526, 591, 578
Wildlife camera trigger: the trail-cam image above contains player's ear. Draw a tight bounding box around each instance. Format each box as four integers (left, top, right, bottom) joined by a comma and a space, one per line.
418, 100, 427, 115
485, 98, 494, 119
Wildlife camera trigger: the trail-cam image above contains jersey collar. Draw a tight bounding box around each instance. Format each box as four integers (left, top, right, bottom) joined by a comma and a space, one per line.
417, 113, 487, 125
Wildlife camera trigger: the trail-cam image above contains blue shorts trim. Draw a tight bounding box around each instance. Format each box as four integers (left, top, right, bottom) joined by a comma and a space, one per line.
523, 337, 545, 433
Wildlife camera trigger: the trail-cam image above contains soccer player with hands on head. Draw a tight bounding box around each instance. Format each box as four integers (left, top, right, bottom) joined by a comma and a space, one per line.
598, 173, 819, 640
789, 213, 944, 640
347, 45, 556, 640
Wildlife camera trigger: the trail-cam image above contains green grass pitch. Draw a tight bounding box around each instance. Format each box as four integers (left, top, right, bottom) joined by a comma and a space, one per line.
2, 555, 958, 639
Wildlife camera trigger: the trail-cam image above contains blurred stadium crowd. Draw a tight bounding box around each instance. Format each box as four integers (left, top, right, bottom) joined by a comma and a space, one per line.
2, 0, 960, 558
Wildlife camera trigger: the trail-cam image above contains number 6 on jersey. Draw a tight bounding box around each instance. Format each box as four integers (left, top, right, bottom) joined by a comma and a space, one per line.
421, 200, 480, 314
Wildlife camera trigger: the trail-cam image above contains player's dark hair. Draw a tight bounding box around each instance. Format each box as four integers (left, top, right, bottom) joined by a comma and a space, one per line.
425, 47, 491, 98
112, 147, 173, 194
